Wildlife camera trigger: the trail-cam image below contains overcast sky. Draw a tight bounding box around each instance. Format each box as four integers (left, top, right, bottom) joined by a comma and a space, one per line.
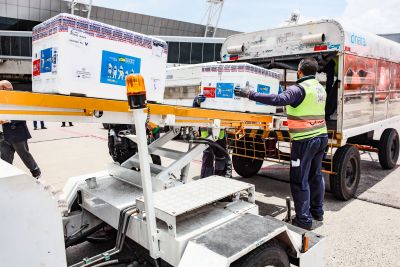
92, 0, 399, 34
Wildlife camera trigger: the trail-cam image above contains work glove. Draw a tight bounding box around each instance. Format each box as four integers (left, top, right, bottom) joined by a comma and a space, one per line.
234, 86, 251, 98
194, 94, 206, 107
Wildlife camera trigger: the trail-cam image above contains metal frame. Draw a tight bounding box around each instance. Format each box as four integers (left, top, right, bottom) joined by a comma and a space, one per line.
0, 91, 324, 266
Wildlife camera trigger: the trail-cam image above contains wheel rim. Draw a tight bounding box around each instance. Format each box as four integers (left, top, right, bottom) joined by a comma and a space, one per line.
345, 157, 357, 188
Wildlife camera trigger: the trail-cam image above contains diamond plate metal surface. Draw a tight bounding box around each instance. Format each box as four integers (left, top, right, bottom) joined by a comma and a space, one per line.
147, 176, 254, 216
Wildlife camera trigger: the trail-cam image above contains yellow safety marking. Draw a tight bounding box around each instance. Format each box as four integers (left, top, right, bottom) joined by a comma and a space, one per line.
276, 131, 285, 141
0, 91, 273, 126
147, 103, 273, 123
0, 110, 86, 116
0, 90, 129, 112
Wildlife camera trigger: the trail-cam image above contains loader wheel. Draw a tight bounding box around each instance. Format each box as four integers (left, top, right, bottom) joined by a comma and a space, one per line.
378, 128, 399, 169
330, 145, 361, 201
232, 155, 263, 178
231, 240, 289, 267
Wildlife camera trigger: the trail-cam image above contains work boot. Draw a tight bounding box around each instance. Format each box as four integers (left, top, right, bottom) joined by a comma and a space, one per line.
312, 213, 324, 222
61, 122, 66, 127
41, 127, 47, 130
69, 122, 74, 127
291, 218, 312, 231
31, 168, 42, 179
34, 127, 38, 130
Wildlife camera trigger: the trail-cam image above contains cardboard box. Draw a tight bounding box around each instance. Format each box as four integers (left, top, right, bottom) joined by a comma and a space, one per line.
32, 13, 167, 103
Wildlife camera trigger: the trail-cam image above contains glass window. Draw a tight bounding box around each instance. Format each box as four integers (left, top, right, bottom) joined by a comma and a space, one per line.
20, 37, 31, 57
214, 43, 222, 61
179, 42, 191, 64
191, 42, 203, 64
0, 36, 11, 56
167, 41, 179, 63
203, 43, 215, 63
10, 36, 21, 57
0, 17, 40, 31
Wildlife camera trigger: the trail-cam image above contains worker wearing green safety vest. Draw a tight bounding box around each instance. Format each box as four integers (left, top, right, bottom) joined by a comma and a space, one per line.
234, 58, 328, 230
193, 95, 228, 178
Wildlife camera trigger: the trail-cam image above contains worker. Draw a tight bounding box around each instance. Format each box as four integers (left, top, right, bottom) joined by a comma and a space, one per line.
193, 94, 228, 178
0, 80, 42, 179
234, 58, 328, 230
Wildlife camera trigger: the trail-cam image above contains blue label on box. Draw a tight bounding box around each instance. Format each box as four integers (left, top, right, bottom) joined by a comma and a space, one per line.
256, 84, 270, 105
216, 83, 234, 98
40, 48, 53, 73
100, 50, 141, 86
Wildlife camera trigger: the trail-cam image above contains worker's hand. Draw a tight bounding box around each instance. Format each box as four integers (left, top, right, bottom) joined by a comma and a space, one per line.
194, 94, 206, 106
0, 80, 13, 90
234, 86, 251, 98
0, 120, 10, 125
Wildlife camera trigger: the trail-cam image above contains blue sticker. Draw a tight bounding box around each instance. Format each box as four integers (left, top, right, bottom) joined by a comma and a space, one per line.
216, 83, 234, 98
328, 43, 341, 50
256, 84, 270, 105
100, 50, 141, 86
40, 48, 53, 73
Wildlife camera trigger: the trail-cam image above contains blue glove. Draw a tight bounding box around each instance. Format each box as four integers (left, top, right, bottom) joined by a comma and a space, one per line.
198, 94, 206, 103
193, 94, 206, 107
234, 86, 251, 98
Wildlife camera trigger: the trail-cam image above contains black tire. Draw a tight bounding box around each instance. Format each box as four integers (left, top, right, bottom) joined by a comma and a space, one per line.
232, 155, 263, 178
330, 145, 361, 201
232, 240, 289, 267
378, 128, 399, 169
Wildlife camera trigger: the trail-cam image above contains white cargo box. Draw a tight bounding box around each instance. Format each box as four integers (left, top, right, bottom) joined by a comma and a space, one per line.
165, 63, 280, 113
200, 63, 280, 114
164, 63, 213, 106
32, 13, 167, 103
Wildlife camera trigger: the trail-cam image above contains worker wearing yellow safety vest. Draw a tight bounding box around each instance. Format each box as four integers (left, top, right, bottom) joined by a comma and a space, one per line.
193, 95, 228, 178
234, 58, 328, 230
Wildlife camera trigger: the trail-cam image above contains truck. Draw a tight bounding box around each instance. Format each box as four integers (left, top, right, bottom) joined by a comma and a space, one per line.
166, 19, 400, 201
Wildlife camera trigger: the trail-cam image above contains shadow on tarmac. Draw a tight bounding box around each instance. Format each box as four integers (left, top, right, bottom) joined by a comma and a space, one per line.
235, 159, 398, 220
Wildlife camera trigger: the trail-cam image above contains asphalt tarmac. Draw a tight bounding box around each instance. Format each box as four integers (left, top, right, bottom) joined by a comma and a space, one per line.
11, 122, 400, 267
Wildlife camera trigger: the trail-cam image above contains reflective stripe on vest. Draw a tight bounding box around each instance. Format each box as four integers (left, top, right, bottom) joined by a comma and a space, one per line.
286, 79, 327, 140
200, 128, 225, 139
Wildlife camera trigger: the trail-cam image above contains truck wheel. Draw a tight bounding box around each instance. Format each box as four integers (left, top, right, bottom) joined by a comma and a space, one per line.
378, 128, 399, 169
232, 155, 263, 178
232, 240, 289, 267
330, 145, 361, 201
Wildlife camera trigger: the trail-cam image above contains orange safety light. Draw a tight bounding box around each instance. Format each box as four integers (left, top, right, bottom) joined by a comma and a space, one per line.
126, 74, 146, 109
302, 233, 309, 253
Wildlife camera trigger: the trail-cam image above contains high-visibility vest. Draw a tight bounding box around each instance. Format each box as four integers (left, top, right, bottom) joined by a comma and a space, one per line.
200, 128, 225, 139
286, 79, 327, 140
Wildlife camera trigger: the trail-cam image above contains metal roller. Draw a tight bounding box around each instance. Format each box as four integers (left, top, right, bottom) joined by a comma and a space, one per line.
226, 44, 245, 54
301, 33, 326, 44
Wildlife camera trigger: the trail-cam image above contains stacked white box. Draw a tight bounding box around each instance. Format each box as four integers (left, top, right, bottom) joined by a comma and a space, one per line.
200, 63, 280, 114
32, 13, 167, 103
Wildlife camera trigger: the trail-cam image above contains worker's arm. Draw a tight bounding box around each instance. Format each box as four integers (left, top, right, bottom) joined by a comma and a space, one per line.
235, 85, 305, 107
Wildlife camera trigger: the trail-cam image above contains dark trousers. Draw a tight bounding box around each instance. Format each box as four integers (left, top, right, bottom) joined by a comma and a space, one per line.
201, 138, 227, 178
33, 121, 45, 128
290, 136, 328, 226
0, 139, 39, 172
